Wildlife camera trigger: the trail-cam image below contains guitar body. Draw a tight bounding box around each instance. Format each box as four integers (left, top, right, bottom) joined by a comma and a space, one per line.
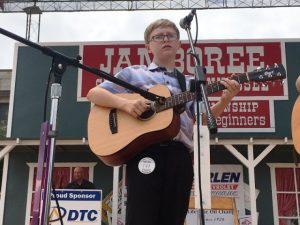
292, 96, 300, 153
88, 85, 181, 166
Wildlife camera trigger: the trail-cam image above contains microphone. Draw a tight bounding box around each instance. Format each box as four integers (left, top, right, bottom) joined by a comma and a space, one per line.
179, 9, 196, 29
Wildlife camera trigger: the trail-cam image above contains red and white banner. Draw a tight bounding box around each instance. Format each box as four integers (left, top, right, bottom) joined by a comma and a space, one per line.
77, 41, 287, 132
210, 99, 275, 131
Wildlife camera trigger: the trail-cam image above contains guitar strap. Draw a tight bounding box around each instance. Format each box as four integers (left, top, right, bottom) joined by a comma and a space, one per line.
175, 69, 186, 92
174, 69, 187, 114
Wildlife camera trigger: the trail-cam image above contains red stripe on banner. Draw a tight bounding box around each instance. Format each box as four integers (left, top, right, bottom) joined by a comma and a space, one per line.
80, 42, 284, 98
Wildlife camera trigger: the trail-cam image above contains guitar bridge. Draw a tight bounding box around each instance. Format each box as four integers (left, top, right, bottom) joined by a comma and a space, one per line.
109, 109, 118, 134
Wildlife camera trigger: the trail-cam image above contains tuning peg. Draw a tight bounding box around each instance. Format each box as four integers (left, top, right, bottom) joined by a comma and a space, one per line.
262, 82, 268, 87
274, 63, 278, 68
255, 66, 262, 72
281, 80, 285, 85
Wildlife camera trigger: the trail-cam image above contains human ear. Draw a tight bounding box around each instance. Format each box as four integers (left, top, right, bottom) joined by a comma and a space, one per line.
177, 40, 182, 49
145, 44, 153, 54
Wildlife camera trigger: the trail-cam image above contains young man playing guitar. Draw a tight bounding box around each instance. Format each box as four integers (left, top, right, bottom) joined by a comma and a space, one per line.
87, 19, 240, 225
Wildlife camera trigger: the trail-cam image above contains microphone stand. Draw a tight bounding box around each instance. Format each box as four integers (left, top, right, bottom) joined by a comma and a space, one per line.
0, 27, 165, 225
180, 11, 218, 225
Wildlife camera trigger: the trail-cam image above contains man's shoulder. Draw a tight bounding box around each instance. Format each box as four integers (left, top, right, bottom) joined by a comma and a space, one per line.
83, 179, 96, 188
65, 181, 77, 188
83, 179, 94, 184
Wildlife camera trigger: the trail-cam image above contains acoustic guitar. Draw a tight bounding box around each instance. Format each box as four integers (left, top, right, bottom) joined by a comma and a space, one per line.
88, 64, 286, 166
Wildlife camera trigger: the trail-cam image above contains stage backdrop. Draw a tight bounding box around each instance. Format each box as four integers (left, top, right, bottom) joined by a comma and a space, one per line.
7, 39, 300, 139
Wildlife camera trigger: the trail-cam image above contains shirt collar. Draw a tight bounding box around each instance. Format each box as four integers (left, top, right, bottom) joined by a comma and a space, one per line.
148, 62, 176, 74
148, 62, 166, 72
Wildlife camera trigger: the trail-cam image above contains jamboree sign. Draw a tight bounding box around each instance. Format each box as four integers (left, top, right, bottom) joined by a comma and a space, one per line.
77, 41, 287, 133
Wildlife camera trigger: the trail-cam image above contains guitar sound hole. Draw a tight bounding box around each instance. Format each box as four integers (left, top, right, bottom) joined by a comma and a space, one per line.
139, 109, 155, 120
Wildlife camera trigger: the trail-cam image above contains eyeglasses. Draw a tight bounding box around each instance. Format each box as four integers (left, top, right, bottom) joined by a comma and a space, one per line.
150, 33, 178, 42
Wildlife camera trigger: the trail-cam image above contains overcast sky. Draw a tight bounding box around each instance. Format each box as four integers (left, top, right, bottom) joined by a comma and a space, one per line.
1, 7, 300, 69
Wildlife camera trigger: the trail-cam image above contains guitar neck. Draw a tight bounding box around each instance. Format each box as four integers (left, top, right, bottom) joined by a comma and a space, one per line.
156, 73, 249, 112
206, 73, 249, 95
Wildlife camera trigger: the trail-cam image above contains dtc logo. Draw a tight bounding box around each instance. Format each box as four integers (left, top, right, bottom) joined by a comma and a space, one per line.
49, 207, 67, 222
67, 209, 98, 221
49, 207, 98, 222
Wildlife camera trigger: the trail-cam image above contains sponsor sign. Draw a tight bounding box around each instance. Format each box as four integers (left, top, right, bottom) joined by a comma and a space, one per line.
210, 164, 245, 214
46, 189, 102, 224
187, 164, 244, 225
186, 209, 235, 225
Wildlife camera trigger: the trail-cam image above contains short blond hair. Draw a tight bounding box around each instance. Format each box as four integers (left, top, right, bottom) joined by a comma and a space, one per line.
144, 19, 180, 44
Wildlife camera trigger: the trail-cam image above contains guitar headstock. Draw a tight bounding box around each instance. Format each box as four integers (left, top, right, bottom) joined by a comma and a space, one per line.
248, 63, 287, 82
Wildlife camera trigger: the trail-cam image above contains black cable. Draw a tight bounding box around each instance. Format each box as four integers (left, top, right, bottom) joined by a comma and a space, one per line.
43, 59, 63, 225
194, 79, 206, 225
51, 183, 64, 225
194, 13, 199, 46
192, 10, 206, 225
43, 60, 54, 122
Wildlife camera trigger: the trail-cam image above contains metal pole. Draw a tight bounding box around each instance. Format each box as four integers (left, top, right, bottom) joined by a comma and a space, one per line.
41, 83, 62, 225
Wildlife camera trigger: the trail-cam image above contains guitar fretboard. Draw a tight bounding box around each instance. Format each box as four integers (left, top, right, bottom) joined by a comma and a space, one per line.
155, 73, 249, 112
206, 73, 249, 95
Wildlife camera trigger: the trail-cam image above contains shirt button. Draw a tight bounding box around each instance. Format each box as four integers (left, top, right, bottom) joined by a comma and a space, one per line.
166, 81, 169, 84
